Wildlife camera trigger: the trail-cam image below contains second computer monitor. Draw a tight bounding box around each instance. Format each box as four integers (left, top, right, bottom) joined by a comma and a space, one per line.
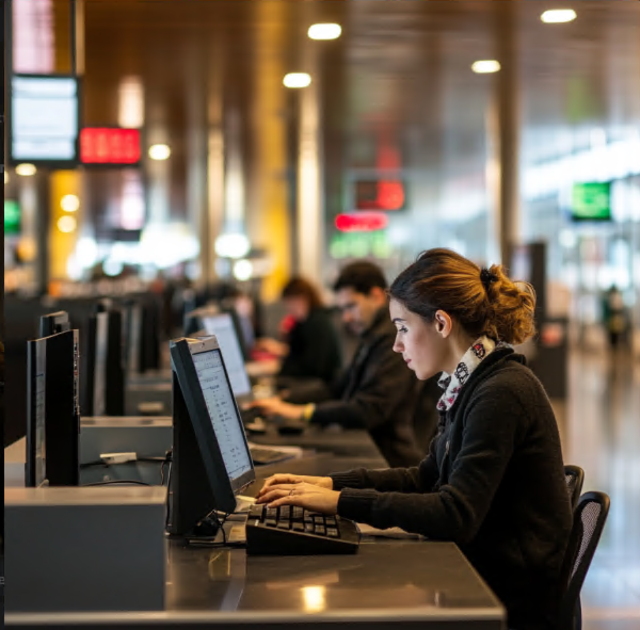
200, 312, 253, 403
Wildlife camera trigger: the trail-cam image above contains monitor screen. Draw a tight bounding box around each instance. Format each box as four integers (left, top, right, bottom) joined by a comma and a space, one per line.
11, 75, 79, 164
192, 350, 253, 482
201, 313, 252, 398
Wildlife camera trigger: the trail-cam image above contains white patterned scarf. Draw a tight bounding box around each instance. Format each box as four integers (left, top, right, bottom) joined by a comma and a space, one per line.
436, 336, 510, 412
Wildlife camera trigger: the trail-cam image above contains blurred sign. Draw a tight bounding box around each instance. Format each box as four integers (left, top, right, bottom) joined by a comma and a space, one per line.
80, 128, 141, 165
4, 200, 21, 235
11, 75, 79, 163
571, 182, 611, 221
335, 212, 388, 232
354, 180, 406, 211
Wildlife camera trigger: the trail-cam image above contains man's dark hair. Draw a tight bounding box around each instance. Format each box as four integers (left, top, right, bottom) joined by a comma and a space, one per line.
333, 261, 387, 295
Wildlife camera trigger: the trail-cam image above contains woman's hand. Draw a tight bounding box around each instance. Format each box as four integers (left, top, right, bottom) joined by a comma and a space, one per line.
258, 473, 333, 497
256, 481, 340, 515
250, 397, 304, 420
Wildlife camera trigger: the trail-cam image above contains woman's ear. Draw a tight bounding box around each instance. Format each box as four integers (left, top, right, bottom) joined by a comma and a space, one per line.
434, 310, 453, 338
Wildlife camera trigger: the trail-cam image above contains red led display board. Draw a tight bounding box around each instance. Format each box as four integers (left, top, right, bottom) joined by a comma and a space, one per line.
354, 180, 406, 211
335, 212, 388, 232
80, 128, 141, 165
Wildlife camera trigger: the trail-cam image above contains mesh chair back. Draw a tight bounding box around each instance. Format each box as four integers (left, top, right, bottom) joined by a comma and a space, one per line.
564, 465, 585, 510
559, 491, 610, 630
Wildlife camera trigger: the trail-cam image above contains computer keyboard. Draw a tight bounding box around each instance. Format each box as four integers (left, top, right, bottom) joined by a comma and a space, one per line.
249, 446, 295, 465
245, 503, 360, 555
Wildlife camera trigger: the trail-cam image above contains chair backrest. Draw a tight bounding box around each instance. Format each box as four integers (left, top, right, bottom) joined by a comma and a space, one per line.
559, 491, 610, 630
564, 465, 585, 510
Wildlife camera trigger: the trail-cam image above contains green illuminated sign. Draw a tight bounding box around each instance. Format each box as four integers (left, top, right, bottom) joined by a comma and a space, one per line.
571, 182, 611, 221
4, 200, 21, 235
329, 231, 391, 260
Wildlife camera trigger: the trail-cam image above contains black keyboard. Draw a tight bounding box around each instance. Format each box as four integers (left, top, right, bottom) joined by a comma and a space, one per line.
249, 446, 295, 465
245, 503, 360, 555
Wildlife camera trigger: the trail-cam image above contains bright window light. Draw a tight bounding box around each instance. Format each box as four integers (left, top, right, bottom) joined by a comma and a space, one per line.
471, 60, 501, 74
283, 73, 312, 89
541, 9, 577, 24
148, 144, 171, 160
308, 23, 342, 40
16, 163, 37, 176
60, 194, 80, 212
215, 233, 250, 259
233, 259, 253, 281
57, 215, 77, 233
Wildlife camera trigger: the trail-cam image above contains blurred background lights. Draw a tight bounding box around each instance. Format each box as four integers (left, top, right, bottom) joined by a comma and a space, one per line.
148, 144, 171, 160
118, 76, 144, 128
233, 259, 254, 281
103, 259, 124, 277
57, 215, 77, 233
308, 23, 342, 40
541, 9, 577, 24
76, 237, 98, 268
16, 163, 37, 176
60, 194, 80, 212
471, 60, 501, 74
4, 171, 9, 184
283, 73, 312, 88
214, 232, 250, 259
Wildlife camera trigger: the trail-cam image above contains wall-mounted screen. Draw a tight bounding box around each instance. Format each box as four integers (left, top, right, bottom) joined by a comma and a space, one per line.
11, 75, 79, 164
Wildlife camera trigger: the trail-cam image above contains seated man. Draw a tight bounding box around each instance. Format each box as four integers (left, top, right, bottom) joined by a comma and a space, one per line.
253, 261, 425, 468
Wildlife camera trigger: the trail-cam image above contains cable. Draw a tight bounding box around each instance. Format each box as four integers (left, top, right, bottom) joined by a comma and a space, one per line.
82, 480, 151, 486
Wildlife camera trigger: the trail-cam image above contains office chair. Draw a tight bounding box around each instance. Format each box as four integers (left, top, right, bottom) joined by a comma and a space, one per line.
558, 491, 610, 630
564, 465, 585, 510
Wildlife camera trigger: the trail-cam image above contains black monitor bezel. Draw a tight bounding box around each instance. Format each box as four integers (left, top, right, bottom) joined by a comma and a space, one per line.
170, 336, 255, 514
25, 338, 47, 488
39, 311, 71, 338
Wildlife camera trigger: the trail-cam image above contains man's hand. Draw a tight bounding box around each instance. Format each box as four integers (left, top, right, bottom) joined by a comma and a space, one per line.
256, 481, 340, 515
250, 397, 305, 420
257, 473, 333, 496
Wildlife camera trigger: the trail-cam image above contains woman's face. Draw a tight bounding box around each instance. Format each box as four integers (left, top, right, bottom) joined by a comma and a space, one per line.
284, 296, 310, 322
389, 298, 448, 380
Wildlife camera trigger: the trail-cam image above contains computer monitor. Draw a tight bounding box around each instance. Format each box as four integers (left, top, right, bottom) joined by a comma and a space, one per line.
167, 336, 255, 537
26, 329, 80, 487
81, 304, 125, 416
39, 311, 71, 338
199, 312, 253, 404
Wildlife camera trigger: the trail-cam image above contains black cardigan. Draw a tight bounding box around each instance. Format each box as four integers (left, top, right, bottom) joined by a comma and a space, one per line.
312, 308, 424, 468
278, 308, 342, 387
330, 347, 572, 630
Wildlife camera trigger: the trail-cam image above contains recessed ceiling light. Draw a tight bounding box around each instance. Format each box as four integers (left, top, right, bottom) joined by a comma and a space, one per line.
16, 163, 37, 176
283, 73, 312, 89
57, 215, 77, 233
471, 60, 501, 74
308, 23, 342, 40
61, 194, 80, 212
148, 144, 171, 160
541, 9, 577, 24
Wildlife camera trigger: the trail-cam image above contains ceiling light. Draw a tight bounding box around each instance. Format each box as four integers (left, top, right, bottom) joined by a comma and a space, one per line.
215, 233, 250, 259
57, 215, 77, 233
471, 60, 501, 74
283, 73, 312, 89
308, 23, 342, 40
541, 9, 577, 24
16, 163, 37, 176
148, 144, 171, 160
61, 194, 80, 212
233, 259, 254, 281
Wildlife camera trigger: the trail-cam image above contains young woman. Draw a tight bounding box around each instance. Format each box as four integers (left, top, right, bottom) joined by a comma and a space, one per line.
256, 248, 572, 630
256, 276, 342, 388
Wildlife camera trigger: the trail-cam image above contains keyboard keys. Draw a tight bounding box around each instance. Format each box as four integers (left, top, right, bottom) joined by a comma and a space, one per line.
314, 524, 326, 536
326, 527, 339, 538
249, 504, 264, 520
279, 506, 291, 520
292, 522, 305, 532
292, 507, 304, 520
265, 519, 278, 527
304, 523, 315, 533
325, 517, 337, 526
276, 520, 291, 530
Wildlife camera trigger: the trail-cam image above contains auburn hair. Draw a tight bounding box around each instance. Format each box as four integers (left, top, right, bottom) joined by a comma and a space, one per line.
281, 277, 324, 310
388, 248, 536, 345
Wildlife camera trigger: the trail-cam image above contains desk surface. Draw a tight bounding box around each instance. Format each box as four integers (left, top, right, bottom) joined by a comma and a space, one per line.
7, 541, 504, 628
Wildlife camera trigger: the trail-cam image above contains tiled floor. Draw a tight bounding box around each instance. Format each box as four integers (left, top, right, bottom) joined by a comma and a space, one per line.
556, 347, 640, 630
